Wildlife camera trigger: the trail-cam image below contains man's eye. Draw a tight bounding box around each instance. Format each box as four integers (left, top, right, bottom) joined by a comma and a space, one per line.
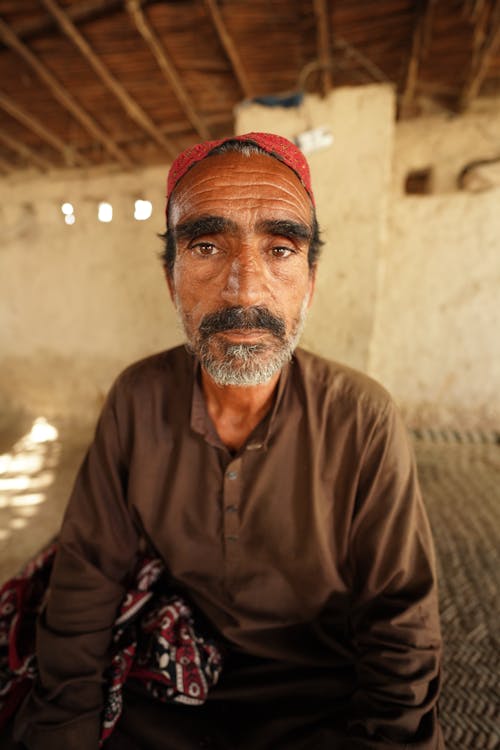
271, 246, 294, 258
192, 243, 218, 256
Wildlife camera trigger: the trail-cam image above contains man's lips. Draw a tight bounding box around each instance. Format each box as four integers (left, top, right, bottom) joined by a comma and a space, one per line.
218, 328, 269, 340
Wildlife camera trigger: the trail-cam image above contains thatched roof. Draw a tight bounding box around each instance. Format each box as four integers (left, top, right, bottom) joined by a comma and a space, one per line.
0, 0, 499, 175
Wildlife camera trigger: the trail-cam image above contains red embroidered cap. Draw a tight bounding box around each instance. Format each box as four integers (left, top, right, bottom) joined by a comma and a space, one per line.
166, 132, 314, 209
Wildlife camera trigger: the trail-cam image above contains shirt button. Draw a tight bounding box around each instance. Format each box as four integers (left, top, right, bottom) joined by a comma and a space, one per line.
246, 442, 263, 450
226, 470, 238, 480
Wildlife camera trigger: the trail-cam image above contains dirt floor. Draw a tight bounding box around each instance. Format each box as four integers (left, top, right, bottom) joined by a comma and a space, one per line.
414, 436, 500, 750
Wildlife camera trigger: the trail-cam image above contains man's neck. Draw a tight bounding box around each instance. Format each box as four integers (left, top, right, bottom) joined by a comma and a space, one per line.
201, 369, 281, 452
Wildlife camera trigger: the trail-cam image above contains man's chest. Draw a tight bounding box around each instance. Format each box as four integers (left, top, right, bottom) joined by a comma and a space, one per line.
125, 428, 358, 627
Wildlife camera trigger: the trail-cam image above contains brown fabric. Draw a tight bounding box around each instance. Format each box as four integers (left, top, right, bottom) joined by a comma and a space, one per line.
14, 346, 443, 749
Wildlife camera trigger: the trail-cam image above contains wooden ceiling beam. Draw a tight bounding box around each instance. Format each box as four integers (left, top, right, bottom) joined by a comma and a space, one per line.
126, 0, 210, 140
399, 0, 435, 117
41, 0, 178, 159
0, 128, 54, 171
5, 0, 124, 43
92, 112, 232, 150
202, 0, 253, 99
313, 0, 333, 96
463, 0, 488, 23
0, 16, 133, 168
333, 37, 389, 84
459, 0, 500, 109
151, 112, 231, 137
0, 89, 88, 166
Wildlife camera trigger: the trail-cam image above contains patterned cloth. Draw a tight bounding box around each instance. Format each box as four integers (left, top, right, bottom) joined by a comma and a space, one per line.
166, 132, 315, 206
0, 544, 223, 746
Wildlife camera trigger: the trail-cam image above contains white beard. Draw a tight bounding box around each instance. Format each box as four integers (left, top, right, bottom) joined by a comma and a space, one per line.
175, 295, 310, 386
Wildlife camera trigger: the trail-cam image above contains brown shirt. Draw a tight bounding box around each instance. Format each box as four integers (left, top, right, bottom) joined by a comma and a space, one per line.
16, 346, 442, 749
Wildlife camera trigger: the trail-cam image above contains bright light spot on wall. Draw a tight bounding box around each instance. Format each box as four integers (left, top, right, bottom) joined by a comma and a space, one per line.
0, 475, 31, 491
10, 493, 45, 507
30, 418, 58, 443
16, 505, 38, 517
134, 200, 153, 221
9, 517, 28, 530
0, 452, 44, 475
0, 418, 59, 546
0, 418, 61, 549
61, 202, 76, 226
98, 202, 113, 223
0, 470, 54, 492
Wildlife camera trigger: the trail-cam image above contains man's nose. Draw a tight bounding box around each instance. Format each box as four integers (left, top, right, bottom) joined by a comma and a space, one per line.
220, 247, 269, 306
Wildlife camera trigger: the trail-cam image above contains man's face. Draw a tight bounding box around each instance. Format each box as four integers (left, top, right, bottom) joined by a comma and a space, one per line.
167, 150, 316, 386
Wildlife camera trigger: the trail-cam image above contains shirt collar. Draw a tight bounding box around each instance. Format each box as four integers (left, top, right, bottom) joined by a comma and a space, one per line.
189, 356, 291, 452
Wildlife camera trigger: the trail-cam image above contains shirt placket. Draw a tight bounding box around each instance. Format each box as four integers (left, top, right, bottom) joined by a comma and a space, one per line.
222, 456, 243, 561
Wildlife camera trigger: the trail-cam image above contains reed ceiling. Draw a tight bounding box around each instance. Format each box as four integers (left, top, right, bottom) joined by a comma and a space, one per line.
0, 0, 499, 175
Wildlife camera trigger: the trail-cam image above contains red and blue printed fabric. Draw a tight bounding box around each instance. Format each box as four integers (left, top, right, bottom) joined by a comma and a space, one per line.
0, 544, 223, 746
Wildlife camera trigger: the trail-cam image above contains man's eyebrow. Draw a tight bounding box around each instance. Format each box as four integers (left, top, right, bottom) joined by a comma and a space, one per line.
256, 219, 312, 241
174, 216, 238, 240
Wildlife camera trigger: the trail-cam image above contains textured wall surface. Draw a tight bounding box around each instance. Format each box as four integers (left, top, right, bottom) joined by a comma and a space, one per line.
369, 102, 500, 428
369, 191, 500, 427
392, 102, 500, 194
0, 167, 181, 420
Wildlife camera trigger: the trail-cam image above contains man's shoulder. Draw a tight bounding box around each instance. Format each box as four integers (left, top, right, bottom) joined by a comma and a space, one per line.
111, 345, 192, 396
293, 348, 393, 420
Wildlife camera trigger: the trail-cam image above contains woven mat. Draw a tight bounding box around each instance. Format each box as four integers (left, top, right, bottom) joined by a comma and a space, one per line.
415, 440, 500, 750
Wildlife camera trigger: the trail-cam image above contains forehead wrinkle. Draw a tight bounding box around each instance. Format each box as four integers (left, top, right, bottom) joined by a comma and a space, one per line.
179, 194, 310, 218
236, 167, 308, 196
174, 164, 310, 204
235, 180, 308, 206
178, 179, 306, 205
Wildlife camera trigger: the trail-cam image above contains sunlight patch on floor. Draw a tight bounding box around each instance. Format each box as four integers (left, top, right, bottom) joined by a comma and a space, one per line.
0, 418, 60, 544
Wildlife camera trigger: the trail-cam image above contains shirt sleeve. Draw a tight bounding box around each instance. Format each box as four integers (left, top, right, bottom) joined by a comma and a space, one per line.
14, 383, 139, 750
344, 400, 444, 749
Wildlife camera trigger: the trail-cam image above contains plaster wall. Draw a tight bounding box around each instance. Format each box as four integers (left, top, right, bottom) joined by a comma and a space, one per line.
0, 166, 182, 421
392, 101, 500, 194
369, 102, 500, 428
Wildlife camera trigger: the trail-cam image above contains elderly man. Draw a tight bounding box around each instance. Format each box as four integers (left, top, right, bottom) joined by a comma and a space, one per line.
14, 133, 442, 749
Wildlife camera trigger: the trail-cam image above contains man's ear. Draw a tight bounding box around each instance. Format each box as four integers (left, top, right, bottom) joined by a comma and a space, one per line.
306, 268, 317, 309
165, 267, 176, 305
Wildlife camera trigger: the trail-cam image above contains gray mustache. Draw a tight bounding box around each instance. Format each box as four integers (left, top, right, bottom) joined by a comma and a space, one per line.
199, 306, 286, 339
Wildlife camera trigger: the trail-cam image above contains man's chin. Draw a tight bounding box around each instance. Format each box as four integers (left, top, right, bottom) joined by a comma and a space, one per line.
199, 342, 292, 387
223, 341, 268, 357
